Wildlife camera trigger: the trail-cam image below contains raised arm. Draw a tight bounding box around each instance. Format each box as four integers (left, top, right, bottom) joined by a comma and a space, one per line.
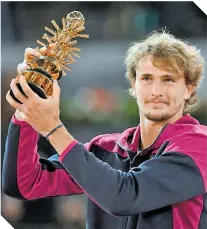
2, 116, 84, 200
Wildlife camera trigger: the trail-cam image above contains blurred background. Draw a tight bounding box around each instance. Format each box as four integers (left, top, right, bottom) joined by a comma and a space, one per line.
1, 1, 207, 229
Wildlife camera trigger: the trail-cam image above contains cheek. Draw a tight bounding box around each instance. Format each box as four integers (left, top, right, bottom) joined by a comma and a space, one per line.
169, 87, 186, 105
135, 88, 147, 105
135, 82, 144, 98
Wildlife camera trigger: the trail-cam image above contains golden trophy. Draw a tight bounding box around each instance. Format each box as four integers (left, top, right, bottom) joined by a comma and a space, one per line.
10, 11, 89, 103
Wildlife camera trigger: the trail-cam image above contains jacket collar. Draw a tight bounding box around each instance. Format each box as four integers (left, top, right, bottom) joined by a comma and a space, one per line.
116, 114, 200, 153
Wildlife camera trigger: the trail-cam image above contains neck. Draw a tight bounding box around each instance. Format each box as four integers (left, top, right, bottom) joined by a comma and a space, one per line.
139, 112, 183, 149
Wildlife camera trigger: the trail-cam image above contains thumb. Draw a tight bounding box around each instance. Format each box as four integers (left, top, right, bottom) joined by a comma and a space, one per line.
52, 80, 61, 98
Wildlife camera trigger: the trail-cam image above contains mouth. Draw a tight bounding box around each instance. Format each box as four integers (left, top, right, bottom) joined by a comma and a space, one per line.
147, 102, 168, 108
146, 99, 168, 104
149, 102, 166, 104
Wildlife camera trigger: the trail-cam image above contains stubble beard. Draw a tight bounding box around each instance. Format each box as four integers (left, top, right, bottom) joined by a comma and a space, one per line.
140, 102, 184, 122
144, 110, 172, 122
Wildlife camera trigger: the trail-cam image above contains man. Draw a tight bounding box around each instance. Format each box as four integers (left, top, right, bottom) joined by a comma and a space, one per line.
2, 31, 207, 229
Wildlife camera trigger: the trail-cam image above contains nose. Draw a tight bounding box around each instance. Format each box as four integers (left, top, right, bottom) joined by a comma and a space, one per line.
151, 81, 163, 97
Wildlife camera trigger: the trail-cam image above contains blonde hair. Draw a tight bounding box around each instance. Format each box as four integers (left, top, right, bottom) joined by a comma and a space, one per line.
125, 30, 205, 113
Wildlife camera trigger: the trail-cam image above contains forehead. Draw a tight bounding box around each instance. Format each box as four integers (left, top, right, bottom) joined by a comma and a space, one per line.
136, 55, 177, 76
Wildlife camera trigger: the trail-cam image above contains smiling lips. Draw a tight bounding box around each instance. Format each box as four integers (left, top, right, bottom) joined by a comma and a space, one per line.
147, 100, 168, 104
151, 101, 165, 104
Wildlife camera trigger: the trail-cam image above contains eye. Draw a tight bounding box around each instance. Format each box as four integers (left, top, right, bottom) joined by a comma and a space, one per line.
164, 78, 174, 83
143, 76, 150, 81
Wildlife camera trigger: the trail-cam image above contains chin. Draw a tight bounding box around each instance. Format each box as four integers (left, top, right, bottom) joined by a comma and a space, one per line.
144, 108, 172, 122
140, 101, 184, 122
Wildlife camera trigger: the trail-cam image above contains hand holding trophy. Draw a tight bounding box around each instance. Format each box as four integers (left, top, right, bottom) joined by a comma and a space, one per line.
10, 11, 89, 103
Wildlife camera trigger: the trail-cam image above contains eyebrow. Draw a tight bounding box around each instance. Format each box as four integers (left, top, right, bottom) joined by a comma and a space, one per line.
140, 73, 177, 79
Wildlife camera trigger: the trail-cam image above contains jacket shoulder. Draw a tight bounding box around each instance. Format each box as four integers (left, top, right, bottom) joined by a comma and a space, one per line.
192, 124, 207, 137
84, 126, 136, 152
85, 132, 121, 151
166, 126, 207, 150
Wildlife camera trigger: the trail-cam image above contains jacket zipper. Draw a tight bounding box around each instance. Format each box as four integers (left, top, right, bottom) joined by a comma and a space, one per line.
115, 140, 133, 169
115, 123, 169, 169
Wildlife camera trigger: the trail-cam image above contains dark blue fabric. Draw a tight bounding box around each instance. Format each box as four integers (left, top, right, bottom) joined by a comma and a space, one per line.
60, 143, 205, 229
2, 122, 25, 199
2, 118, 207, 229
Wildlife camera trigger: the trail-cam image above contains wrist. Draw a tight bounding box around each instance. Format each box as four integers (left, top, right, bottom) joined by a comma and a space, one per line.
47, 125, 75, 154
45, 123, 64, 140
42, 119, 62, 136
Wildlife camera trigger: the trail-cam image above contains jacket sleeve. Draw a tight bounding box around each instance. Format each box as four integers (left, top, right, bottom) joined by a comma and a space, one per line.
2, 116, 84, 200
58, 132, 207, 216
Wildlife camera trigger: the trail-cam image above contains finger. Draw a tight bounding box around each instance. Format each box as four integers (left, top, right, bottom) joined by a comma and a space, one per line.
19, 75, 38, 99
40, 43, 56, 56
10, 78, 28, 103
24, 47, 41, 63
52, 80, 61, 98
17, 62, 31, 74
6, 91, 25, 111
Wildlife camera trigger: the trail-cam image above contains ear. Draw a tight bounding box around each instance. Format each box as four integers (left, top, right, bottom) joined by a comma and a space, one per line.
130, 79, 135, 89
184, 84, 195, 100
130, 79, 136, 97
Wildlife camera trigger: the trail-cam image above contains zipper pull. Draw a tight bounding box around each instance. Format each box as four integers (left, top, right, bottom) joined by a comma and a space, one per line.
129, 161, 133, 169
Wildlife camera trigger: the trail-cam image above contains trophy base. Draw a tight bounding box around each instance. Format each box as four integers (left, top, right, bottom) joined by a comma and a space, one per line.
10, 68, 53, 104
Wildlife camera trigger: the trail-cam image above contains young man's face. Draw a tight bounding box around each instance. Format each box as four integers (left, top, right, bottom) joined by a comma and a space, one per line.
132, 56, 194, 122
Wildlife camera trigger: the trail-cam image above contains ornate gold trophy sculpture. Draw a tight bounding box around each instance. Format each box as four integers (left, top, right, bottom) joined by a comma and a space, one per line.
10, 11, 89, 103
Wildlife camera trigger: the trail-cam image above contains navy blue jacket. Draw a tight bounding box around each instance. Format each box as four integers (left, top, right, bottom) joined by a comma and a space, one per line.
2, 114, 207, 229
